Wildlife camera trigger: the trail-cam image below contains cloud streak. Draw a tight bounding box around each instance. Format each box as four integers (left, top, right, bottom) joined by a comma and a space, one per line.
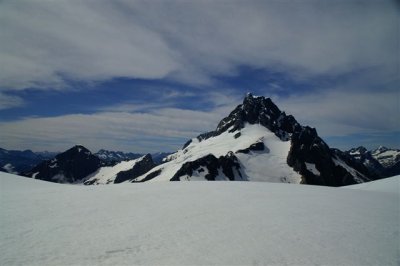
0, 0, 397, 151
276, 88, 400, 137
0, 0, 397, 90
0, 92, 24, 110
0, 106, 233, 153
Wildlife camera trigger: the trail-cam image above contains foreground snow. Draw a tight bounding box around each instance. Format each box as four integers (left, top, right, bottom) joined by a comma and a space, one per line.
1, 173, 398, 265
346, 175, 400, 194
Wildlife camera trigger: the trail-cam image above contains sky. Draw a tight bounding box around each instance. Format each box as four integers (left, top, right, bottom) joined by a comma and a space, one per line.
0, 0, 398, 153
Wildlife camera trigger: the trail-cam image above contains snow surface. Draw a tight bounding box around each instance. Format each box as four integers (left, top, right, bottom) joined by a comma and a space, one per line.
346, 175, 400, 194
1, 172, 398, 265
136, 124, 301, 183
84, 155, 148, 184
305, 162, 320, 176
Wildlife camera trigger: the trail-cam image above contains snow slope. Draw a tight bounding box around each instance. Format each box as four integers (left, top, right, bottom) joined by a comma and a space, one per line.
136, 124, 301, 183
1, 172, 398, 265
84, 155, 148, 184
346, 175, 399, 194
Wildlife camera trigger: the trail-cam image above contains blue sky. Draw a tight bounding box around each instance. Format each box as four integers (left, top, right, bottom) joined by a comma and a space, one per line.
0, 0, 398, 153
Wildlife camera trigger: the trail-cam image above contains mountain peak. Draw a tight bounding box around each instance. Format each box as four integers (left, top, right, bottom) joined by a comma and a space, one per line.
244, 92, 263, 99
348, 146, 368, 155
67, 145, 91, 154
213, 94, 301, 141
24, 145, 101, 183
374, 146, 388, 153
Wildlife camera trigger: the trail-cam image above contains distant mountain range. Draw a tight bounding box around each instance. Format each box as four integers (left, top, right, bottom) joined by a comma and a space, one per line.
0, 148, 57, 174
346, 146, 399, 178
2, 94, 399, 186
0, 147, 171, 175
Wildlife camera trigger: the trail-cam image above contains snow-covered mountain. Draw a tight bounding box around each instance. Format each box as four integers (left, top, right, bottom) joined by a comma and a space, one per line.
16, 94, 392, 186
0, 148, 56, 174
22, 145, 157, 185
84, 154, 155, 185
95, 149, 143, 164
133, 93, 370, 186
347, 146, 400, 178
371, 146, 400, 169
23, 145, 102, 183
94, 149, 171, 165
1, 171, 398, 265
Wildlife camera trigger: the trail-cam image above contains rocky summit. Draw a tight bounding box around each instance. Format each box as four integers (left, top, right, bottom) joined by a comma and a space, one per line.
23, 145, 102, 183
135, 94, 373, 186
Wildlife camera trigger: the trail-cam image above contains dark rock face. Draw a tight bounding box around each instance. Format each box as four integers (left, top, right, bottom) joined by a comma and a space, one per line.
287, 127, 370, 186
170, 152, 242, 181
114, 154, 155, 183
137, 169, 162, 183
190, 93, 300, 145
385, 161, 400, 177
23, 145, 101, 183
237, 141, 265, 154
214, 93, 301, 141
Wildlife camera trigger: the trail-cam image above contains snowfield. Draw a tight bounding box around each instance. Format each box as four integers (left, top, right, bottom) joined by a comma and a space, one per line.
1, 172, 399, 265
84, 155, 148, 184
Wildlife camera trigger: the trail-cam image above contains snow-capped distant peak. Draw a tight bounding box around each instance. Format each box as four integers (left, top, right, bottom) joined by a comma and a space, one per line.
94, 149, 143, 163
371, 147, 400, 169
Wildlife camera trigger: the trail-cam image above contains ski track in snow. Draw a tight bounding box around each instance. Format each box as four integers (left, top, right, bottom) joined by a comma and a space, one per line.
1, 172, 399, 266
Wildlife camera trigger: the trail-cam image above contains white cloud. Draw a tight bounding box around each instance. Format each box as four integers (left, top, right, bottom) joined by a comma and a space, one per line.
275, 88, 400, 138
0, 0, 397, 150
0, 0, 178, 90
0, 92, 24, 110
0, 0, 397, 90
0, 106, 231, 153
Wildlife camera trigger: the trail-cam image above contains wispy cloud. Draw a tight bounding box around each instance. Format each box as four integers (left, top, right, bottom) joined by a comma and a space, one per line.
0, 0, 396, 90
275, 88, 400, 138
0, 0, 397, 151
0, 105, 232, 152
0, 92, 24, 110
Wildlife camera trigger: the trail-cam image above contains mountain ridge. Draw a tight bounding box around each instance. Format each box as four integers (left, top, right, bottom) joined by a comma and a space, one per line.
135, 94, 374, 186
12, 94, 399, 186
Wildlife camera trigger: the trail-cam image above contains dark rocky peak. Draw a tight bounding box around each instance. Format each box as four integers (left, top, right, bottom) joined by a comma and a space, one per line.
23, 145, 101, 183
348, 146, 368, 155
57, 145, 92, 160
196, 93, 301, 143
